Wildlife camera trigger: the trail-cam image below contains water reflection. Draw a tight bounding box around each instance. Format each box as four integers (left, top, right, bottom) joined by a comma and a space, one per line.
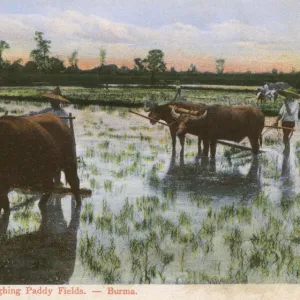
0, 194, 80, 284
159, 153, 261, 200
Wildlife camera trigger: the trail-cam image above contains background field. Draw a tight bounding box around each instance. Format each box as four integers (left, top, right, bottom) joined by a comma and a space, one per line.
0, 85, 283, 116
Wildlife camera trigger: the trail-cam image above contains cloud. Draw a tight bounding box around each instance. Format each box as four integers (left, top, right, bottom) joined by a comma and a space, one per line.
1, 9, 300, 71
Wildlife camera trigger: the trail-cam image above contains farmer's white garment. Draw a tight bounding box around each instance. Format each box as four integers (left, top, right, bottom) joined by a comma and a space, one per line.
279, 100, 299, 122
29, 107, 69, 126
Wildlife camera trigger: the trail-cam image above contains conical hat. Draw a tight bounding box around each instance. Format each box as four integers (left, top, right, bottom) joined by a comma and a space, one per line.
278, 87, 300, 99
40, 86, 69, 103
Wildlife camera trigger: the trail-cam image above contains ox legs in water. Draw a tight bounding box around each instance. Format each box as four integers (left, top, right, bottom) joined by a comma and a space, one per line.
210, 140, 217, 158
179, 135, 185, 158
197, 138, 202, 155
64, 163, 81, 206
203, 139, 210, 157
0, 191, 10, 214
169, 126, 177, 154
249, 136, 260, 155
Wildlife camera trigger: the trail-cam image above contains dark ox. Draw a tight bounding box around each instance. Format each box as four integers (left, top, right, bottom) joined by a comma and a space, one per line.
172, 105, 265, 158
0, 115, 80, 213
144, 102, 207, 156
24, 113, 81, 203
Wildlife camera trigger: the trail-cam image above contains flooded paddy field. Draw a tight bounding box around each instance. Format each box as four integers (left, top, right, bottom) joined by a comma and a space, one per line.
1, 100, 300, 284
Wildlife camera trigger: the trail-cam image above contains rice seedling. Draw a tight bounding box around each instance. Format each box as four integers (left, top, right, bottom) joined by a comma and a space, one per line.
224, 227, 243, 259
97, 140, 110, 149
81, 202, 94, 225
188, 194, 212, 208
104, 180, 113, 192
127, 144, 136, 152
89, 163, 99, 176
252, 192, 270, 214
264, 136, 281, 146
280, 196, 294, 214
78, 237, 121, 283
129, 232, 174, 283
95, 200, 114, 233
84, 130, 94, 137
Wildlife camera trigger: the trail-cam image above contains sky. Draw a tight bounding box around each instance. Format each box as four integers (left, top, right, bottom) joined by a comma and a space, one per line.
1, 0, 300, 72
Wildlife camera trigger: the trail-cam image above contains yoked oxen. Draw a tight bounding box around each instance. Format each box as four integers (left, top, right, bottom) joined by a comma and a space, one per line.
24, 113, 81, 203
171, 105, 265, 158
144, 101, 207, 156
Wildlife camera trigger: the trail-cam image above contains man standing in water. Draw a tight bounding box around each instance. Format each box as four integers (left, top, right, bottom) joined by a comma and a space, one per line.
173, 81, 187, 102
273, 87, 300, 147
28, 86, 70, 126
26, 86, 72, 185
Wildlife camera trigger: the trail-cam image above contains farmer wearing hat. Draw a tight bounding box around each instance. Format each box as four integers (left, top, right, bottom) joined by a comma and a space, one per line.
28, 86, 70, 126
273, 87, 300, 145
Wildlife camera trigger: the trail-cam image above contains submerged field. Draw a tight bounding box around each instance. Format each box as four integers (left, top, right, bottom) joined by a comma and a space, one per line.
0, 99, 300, 284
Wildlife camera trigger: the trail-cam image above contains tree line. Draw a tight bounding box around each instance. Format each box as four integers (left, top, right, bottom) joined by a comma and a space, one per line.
0, 31, 297, 85
0, 31, 225, 76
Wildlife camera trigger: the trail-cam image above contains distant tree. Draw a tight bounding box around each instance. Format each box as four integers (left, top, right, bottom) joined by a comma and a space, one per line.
170, 66, 177, 73
188, 64, 197, 73
291, 67, 296, 74
98, 64, 118, 75
143, 49, 167, 84
49, 57, 65, 73
0, 40, 10, 69
68, 50, 79, 68
30, 31, 51, 72
24, 61, 38, 72
216, 58, 225, 74
134, 58, 145, 71
99, 47, 106, 66
8, 58, 24, 72
272, 68, 278, 75
119, 66, 131, 73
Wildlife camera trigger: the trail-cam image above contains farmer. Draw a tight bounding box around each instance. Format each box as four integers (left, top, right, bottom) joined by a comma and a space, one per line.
273, 87, 300, 145
28, 86, 70, 126
173, 81, 187, 102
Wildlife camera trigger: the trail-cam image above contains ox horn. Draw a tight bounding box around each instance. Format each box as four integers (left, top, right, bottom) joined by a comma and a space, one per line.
171, 107, 181, 120
195, 110, 207, 120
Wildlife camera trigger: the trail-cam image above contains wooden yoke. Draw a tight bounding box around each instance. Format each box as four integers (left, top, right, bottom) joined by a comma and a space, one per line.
168, 105, 201, 116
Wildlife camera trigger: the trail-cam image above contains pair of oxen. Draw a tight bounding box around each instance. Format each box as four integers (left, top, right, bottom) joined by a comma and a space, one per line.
0, 114, 81, 213
144, 101, 265, 158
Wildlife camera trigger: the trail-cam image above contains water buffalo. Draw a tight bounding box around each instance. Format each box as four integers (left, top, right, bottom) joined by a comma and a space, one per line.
171, 105, 265, 158
144, 101, 207, 156
24, 113, 80, 202
0, 116, 61, 212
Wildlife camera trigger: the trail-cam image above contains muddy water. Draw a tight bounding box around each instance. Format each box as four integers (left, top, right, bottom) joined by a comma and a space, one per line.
1, 101, 300, 284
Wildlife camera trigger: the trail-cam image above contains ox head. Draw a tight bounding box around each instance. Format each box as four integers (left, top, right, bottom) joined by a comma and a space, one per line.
171, 107, 207, 137
144, 99, 162, 125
